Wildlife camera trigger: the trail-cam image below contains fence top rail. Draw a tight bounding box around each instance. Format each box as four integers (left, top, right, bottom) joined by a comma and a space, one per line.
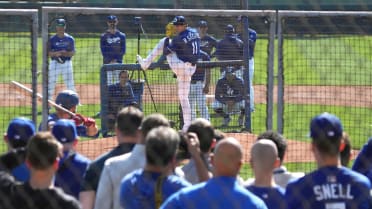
0, 9, 38, 15
41, 7, 275, 17
278, 10, 372, 17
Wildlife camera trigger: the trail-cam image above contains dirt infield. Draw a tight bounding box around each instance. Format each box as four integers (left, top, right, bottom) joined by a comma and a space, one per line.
75, 133, 359, 163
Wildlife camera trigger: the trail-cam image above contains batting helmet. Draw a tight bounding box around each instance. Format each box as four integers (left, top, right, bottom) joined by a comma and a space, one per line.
172, 16, 187, 25
55, 90, 80, 109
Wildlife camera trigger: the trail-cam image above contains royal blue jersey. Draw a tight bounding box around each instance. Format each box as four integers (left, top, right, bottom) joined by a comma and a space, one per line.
215, 75, 244, 104
48, 33, 75, 62
246, 185, 286, 209
285, 166, 372, 209
168, 28, 200, 64
55, 151, 91, 199
237, 28, 257, 59
100, 30, 126, 64
352, 137, 372, 182
215, 34, 244, 61
200, 34, 218, 56
191, 50, 210, 82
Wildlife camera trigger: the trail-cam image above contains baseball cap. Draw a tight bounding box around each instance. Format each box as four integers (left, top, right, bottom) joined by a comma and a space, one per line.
310, 112, 343, 140
224, 66, 235, 74
7, 117, 36, 142
56, 19, 66, 27
225, 24, 235, 34
55, 90, 80, 109
107, 15, 117, 21
52, 119, 78, 143
172, 16, 187, 25
198, 20, 208, 27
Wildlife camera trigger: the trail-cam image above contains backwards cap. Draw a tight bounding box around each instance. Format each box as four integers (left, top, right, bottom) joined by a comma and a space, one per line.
55, 90, 80, 109
7, 117, 36, 145
52, 119, 78, 143
310, 112, 343, 140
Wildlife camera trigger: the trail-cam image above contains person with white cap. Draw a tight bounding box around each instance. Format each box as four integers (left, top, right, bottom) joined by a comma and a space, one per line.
0, 117, 36, 182
52, 119, 91, 199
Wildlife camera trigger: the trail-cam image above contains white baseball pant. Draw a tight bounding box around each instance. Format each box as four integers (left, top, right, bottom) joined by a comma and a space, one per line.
189, 81, 210, 121
167, 53, 196, 132
48, 60, 75, 100
140, 37, 167, 70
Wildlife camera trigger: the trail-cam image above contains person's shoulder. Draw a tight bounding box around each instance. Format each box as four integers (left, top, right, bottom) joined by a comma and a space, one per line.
104, 151, 132, 166
51, 187, 82, 209
167, 174, 192, 187
341, 166, 371, 185
122, 169, 142, 182
73, 153, 91, 164
64, 33, 75, 40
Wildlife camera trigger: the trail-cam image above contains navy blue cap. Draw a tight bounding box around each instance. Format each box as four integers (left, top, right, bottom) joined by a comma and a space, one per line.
172, 16, 187, 25
52, 119, 78, 143
107, 15, 117, 21
7, 117, 36, 142
310, 112, 343, 140
198, 20, 207, 27
55, 90, 80, 109
225, 66, 235, 74
225, 24, 235, 34
56, 18, 66, 27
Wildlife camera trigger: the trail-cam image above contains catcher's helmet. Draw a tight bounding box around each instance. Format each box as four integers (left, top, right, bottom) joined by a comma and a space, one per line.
172, 16, 187, 25
55, 90, 80, 109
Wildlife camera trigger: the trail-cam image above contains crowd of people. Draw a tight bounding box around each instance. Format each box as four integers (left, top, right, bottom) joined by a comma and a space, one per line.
1, 106, 372, 208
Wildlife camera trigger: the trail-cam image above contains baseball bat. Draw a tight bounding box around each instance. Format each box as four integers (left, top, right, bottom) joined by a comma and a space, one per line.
11, 80, 76, 117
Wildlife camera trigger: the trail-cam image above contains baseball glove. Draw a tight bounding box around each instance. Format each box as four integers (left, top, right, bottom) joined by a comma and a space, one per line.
56, 57, 65, 64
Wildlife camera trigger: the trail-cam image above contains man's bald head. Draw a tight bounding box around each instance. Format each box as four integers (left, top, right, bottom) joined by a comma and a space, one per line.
212, 137, 243, 177
251, 139, 278, 172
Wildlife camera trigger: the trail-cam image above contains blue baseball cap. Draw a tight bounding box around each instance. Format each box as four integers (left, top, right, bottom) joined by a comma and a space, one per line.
198, 20, 208, 27
310, 112, 343, 140
56, 18, 66, 27
52, 119, 78, 143
107, 15, 117, 21
225, 24, 235, 34
7, 117, 36, 142
172, 16, 187, 25
55, 90, 80, 109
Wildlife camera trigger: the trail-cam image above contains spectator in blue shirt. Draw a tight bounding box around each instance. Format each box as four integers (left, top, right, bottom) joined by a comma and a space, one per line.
52, 119, 91, 199
161, 137, 267, 209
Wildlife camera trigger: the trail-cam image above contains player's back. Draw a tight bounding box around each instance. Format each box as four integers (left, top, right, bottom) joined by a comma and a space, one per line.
285, 166, 372, 209
170, 28, 200, 64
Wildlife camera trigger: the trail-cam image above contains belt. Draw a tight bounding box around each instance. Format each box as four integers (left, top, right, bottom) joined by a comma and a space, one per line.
191, 80, 203, 84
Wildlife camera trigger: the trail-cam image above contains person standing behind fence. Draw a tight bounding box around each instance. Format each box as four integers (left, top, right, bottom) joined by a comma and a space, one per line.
120, 126, 191, 209
163, 15, 200, 132
79, 106, 143, 209
48, 18, 76, 100
0, 117, 36, 182
285, 112, 372, 209
100, 15, 126, 85
52, 119, 91, 199
0, 132, 81, 209
198, 20, 218, 57
236, 16, 257, 112
246, 139, 286, 209
161, 137, 267, 209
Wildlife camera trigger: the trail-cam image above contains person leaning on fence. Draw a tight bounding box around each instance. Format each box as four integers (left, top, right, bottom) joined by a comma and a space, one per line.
136, 22, 176, 70
254, 130, 304, 188
100, 15, 126, 85
41, 90, 98, 138
107, 70, 137, 131
212, 67, 245, 127
0, 132, 81, 209
119, 126, 192, 209
245, 139, 286, 209
52, 119, 91, 199
175, 118, 216, 184
79, 106, 143, 209
94, 113, 171, 209
160, 137, 268, 209
0, 117, 36, 182
285, 112, 372, 209
47, 18, 76, 100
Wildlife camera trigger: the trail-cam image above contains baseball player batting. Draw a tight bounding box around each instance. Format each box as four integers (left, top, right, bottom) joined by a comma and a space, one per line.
285, 112, 372, 209
47, 18, 76, 100
163, 16, 200, 132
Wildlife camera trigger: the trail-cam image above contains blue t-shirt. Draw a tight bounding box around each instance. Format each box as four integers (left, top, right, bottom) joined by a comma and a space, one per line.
215, 34, 243, 61
246, 185, 286, 209
168, 28, 200, 64
48, 33, 75, 62
100, 30, 126, 64
55, 151, 91, 199
191, 50, 210, 82
161, 176, 267, 209
120, 169, 191, 209
200, 34, 218, 56
352, 137, 372, 181
285, 166, 372, 209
